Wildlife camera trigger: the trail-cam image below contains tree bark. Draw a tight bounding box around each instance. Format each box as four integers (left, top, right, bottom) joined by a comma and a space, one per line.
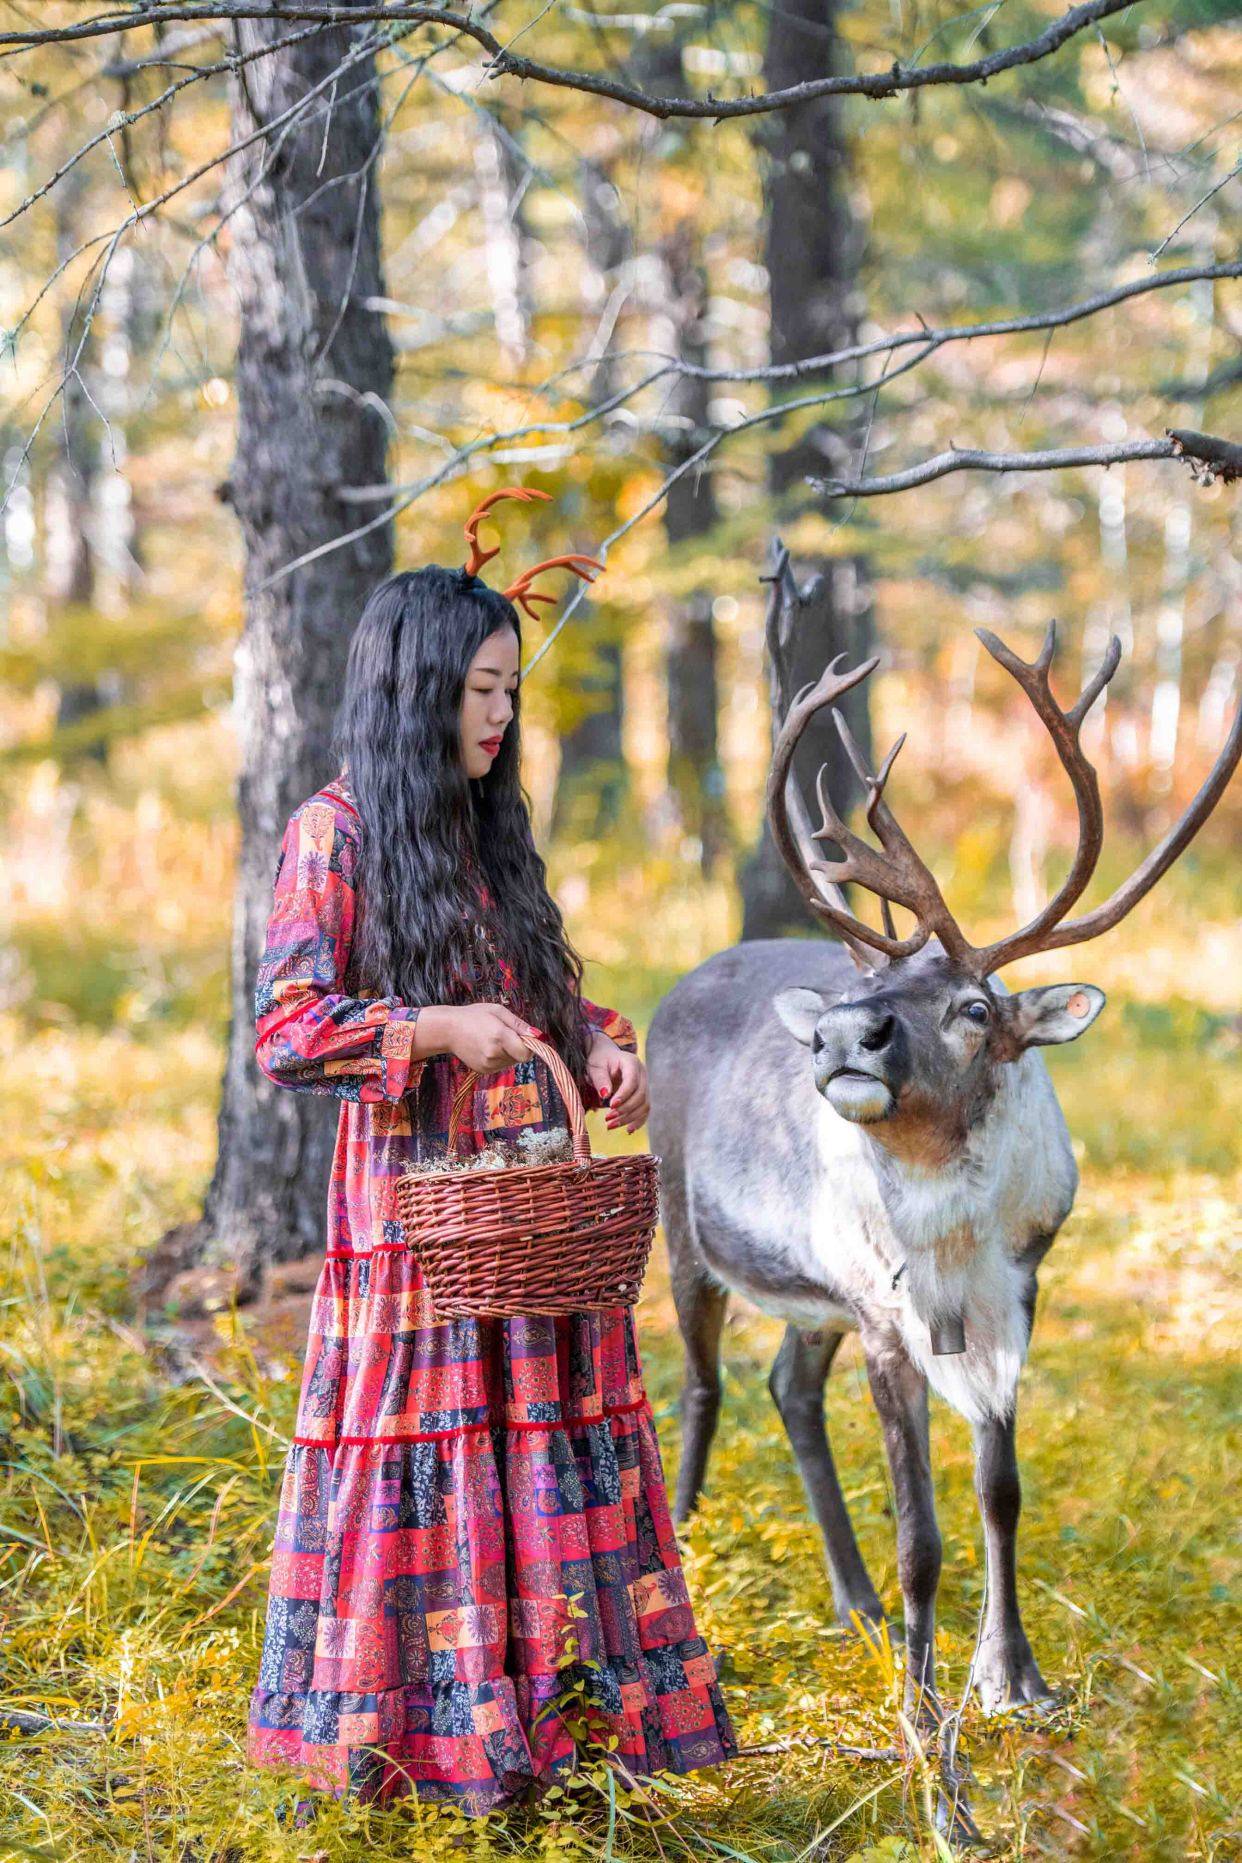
551, 156, 628, 840
146, 3, 395, 1304
739, 0, 874, 940
660, 220, 726, 875
472, 111, 533, 372
46, 165, 110, 763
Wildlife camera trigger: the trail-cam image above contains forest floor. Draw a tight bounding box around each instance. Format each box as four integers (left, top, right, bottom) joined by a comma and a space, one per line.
0, 953, 1238, 1862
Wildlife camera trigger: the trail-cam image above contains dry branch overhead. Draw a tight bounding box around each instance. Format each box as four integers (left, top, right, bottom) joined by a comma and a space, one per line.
811, 429, 1242, 498
1166, 428, 1242, 482
650, 261, 1242, 388
1, 0, 1145, 118
262, 254, 1240, 590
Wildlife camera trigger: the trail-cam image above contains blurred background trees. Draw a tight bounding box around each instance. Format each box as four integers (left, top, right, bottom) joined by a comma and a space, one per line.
0, 0, 1238, 1288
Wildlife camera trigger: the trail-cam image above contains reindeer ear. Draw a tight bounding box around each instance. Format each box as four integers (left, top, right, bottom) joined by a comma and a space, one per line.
1008, 983, 1106, 1048
773, 986, 832, 1046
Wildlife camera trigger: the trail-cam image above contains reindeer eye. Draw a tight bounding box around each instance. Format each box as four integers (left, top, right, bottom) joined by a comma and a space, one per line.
962, 1000, 991, 1027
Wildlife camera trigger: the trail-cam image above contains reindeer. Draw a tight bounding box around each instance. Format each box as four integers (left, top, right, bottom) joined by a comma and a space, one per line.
647, 556, 1241, 1753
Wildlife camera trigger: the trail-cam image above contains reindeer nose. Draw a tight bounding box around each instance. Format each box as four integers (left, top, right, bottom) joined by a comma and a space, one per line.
814, 1004, 903, 1078
858, 1012, 895, 1053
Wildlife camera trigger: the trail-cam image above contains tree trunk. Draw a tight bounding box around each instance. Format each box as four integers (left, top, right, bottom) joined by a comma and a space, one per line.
551, 156, 628, 840
145, 3, 395, 1306
94, 244, 155, 613
47, 166, 110, 762
472, 112, 533, 372
659, 227, 729, 879
660, 223, 727, 875
739, 0, 874, 940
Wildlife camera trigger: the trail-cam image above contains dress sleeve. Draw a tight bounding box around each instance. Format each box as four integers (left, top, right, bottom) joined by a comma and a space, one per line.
253, 797, 428, 1102
576, 993, 639, 1112
579, 993, 639, 1055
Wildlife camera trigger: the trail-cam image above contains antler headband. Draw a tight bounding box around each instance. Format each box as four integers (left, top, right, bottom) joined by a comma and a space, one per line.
461, 485, 604, 621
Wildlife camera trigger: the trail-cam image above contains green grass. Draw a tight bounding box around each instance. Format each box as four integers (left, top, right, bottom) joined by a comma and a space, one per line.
0, 973, 1238, 1861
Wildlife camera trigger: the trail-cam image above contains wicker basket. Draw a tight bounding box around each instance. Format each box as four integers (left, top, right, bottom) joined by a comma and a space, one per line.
395, 1036, 660, 1317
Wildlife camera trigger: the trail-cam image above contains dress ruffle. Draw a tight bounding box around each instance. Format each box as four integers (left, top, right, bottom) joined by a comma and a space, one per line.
246, 1248, 736, 1812
247, 805, 735, 1813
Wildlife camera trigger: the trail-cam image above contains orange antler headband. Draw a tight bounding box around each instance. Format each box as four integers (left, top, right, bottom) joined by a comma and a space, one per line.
461, 485, 604, 621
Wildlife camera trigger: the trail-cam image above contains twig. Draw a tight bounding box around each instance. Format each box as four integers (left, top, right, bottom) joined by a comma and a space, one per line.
329, 257, 1242, 457
733, 1736, 902, 1761
0, 1707, 108, 1736
1166, 428, 1242, 481
0, 0, 1145, 121
1150, 157, 1242, 261
812, 429, 1241, 498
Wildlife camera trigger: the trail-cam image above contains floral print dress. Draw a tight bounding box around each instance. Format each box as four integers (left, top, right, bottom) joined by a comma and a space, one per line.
244, 772, 736, 1814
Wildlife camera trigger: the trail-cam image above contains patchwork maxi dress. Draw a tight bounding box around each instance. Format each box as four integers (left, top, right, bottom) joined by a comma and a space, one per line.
245, 773, 737, 1814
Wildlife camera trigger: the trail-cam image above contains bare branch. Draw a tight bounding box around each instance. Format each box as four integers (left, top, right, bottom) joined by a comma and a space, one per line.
442, 259, 1242, 396
1166, 429, 1242, 482
0, 0, 1145, 119
812, 430, 1242, 499
2, 24, 402, 512
758, 543, 874, 969
255, 330, 938, 602
1151, 156, 1241, 261
1, 23, 327, 233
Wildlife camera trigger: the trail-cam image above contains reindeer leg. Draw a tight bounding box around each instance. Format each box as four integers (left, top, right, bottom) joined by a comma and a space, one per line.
863, 1328, 982, 1846
769, 1325, 884, 1630
670, 1268, 729, 1523
972, 1272, 1052, 1714
970, 1408, 1051, 1713
859, 1330, 941, 1728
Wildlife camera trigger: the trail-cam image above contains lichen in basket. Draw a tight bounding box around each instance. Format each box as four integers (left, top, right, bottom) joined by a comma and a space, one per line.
416, 1126, 577, 1176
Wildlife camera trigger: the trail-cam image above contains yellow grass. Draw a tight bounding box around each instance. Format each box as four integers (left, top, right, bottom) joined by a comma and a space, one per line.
0, 766, 1238, 1861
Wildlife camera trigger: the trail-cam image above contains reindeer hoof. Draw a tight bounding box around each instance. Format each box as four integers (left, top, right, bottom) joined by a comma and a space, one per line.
973, 1631, 1054, 1717
936, 1782, 985, 1850
836, 1596, 887, 1637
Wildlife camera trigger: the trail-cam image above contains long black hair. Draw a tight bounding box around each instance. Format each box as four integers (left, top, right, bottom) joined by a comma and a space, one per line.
330, 564, 592, 1085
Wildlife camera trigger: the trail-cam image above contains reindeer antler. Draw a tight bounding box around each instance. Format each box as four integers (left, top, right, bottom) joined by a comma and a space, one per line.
503, 552, 604, 621
766, 651, 974, 966
970, 621, 1121, 973
462, 486, 551, 577
980, 625, 1241, 965
766, 608, 1241, 978
760, 549, 878, 969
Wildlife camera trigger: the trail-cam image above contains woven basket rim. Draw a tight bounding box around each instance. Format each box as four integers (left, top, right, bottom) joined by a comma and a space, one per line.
397, 1148, 653, 1189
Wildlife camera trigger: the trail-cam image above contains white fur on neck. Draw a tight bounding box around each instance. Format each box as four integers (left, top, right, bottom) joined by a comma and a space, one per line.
803, 1053, 1077, 1426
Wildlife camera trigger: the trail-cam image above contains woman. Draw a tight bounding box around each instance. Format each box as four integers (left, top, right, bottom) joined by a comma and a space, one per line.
245, 491, 736, 1817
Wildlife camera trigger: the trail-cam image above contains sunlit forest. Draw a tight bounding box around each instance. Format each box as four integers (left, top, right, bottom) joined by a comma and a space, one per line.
1, 0, 1239, 1857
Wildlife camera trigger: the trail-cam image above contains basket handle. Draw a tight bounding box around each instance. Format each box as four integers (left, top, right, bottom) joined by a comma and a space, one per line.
447, 1034, 592, 1162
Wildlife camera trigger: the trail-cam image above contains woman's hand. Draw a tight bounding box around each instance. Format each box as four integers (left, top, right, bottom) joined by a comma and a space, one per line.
586, 1032, 650, 1134
427, 1003, 543, 1073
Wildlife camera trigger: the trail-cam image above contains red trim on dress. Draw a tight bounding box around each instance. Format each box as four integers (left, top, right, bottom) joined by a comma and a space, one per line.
254, 999, 322, 1053
290, 1395, 651, 1449
321, 781, 361, 825
325, 1243, 410, 1259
